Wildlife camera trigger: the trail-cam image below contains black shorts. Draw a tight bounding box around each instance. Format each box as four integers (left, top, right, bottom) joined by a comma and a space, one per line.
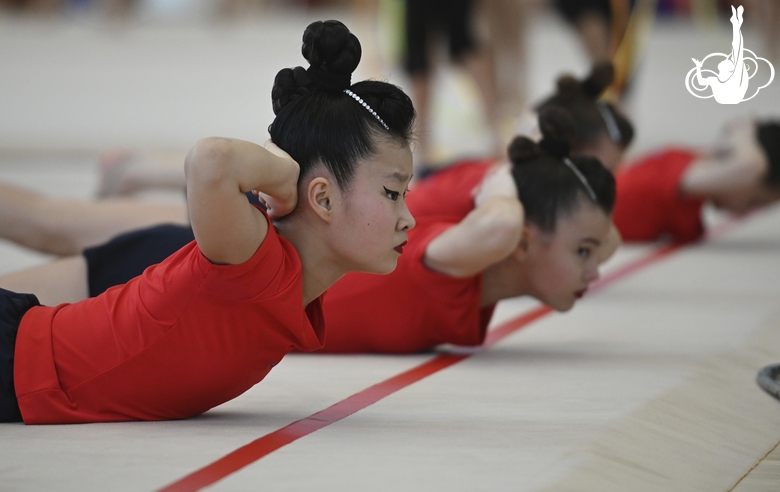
83, 192, 263, 297
404, 0, 477, 75
0, 288, 40, 423
83, 224, 195, 297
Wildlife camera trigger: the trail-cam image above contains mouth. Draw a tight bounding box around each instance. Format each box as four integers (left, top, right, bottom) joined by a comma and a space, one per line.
575, 289, 587, 299
394, 241, 407, 254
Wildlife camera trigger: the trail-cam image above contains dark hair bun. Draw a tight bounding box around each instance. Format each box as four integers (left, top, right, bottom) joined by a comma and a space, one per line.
581, 62, 615, 98
302, 20, 361, 76
538, 107, 577, 158
508, 136, 540, 166
272, 20, 362, 115
271, 67, 309, 115
555, 75, 580, 97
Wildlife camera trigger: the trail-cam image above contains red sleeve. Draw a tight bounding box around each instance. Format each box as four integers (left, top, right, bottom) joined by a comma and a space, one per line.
613, 149, 706, 243
407, 159, 494, 220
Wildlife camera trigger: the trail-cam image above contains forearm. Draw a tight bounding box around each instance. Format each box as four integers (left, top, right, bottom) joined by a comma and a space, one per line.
184, 138, 299, 265
680, 156, 764, 197
424, 196, 524, 278
185, 138, 298, 201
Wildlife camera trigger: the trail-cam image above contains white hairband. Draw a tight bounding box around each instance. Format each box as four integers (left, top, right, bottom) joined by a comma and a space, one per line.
563, 157, 598, 202
596, 101, 622, 144
343, 89, 390, 130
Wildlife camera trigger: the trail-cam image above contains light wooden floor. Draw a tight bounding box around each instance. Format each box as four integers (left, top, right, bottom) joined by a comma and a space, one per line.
1, 5, 780, 491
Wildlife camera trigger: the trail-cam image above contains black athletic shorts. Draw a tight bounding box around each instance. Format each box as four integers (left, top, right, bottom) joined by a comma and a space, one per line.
0, 288, 40, 423
83, 224, 195, 297
83, 192, 264, 297
404, 0, 477, 75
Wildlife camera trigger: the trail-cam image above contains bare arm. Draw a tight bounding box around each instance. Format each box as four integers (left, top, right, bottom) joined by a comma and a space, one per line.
682, 121, 769, 198
680, 157, 761, 197
184, 138, 299, 265
424, 165, 524, 278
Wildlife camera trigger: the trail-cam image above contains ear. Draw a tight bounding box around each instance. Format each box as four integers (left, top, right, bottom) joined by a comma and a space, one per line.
511, 224, 532, 263
306, 176, 334, 223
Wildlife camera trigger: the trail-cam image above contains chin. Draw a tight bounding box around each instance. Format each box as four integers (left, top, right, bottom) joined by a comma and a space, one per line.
550, 299, 576, 312
362, 258, 398, 276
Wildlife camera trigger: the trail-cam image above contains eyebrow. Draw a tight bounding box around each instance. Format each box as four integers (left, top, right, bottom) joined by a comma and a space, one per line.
580, 237, 602, 246
385, 171, 412, 183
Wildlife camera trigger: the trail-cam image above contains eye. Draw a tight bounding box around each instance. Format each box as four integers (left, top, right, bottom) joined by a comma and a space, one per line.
577, 247, 591, 259
384, 186, 401, 201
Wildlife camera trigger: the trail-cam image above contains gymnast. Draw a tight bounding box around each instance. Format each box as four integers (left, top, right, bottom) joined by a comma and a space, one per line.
318, 107, 615, 353
511, 62, 780, 244
0, 19, 416, 424
613, 118, 780, 244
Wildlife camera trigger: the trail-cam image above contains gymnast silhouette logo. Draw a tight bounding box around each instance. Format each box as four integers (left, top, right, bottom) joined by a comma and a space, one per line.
685, 5, 774, 104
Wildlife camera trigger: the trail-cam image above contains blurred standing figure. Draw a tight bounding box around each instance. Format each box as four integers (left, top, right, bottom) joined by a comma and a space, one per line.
403, 0, 504, 170
554, 0, 613, 63
745, 0, 780, 66
553, 0, 631, 65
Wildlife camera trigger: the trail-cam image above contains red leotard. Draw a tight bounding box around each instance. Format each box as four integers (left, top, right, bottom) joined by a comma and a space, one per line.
407, 159, 493, 219
14, 210, 324, 424
320, 162, 495, 354
614, 148, 705, 243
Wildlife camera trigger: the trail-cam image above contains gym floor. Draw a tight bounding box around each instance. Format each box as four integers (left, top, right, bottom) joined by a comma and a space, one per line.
1, 4, 780, 491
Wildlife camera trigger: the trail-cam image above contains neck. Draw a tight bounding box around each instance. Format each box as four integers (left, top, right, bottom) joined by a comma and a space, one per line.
274, 216, 346, 307
479, 254, 532, 307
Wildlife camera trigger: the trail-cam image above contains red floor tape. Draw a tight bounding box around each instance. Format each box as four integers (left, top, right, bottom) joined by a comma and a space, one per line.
158, 240, 693, 491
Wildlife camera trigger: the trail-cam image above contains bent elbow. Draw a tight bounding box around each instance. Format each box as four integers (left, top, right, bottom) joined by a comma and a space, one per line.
480, 202, 524, 255
185, 137, 234, 187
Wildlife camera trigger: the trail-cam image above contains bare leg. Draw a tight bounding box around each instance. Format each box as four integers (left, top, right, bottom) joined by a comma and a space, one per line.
410, 72, 434, 170
576, 11, 612, 63
459, 48, 505, 160
478, 0, 529, 121
0, 181, 188, 256
97, 149, 188, 198
350, 0, 384, 79
0, 256, 89, 306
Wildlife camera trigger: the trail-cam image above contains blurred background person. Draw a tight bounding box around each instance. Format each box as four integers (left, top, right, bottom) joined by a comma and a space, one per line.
401, 0, 504, 171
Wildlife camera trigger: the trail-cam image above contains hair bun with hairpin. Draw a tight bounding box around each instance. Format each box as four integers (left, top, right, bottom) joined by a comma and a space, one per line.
508, 107, 577, 166
581, 62, 615, 99
271, 20, 362, 115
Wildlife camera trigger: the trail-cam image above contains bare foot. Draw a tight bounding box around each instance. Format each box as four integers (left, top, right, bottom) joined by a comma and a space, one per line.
96, 149, 136, 198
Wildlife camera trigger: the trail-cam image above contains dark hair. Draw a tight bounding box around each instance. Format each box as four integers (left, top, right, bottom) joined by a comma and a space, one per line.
535, 62, 634, 150
757, 121, 780, 186
508, 107, 616, 232
268, 20, 416, 190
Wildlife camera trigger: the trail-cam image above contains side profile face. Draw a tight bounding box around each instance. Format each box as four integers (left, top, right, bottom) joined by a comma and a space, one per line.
327, 137, 416, 275
523, 199, 612, 312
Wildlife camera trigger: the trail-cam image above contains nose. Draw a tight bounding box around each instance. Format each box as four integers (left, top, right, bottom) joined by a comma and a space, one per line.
583, 263, 600, 284
398, 200, 416, 231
